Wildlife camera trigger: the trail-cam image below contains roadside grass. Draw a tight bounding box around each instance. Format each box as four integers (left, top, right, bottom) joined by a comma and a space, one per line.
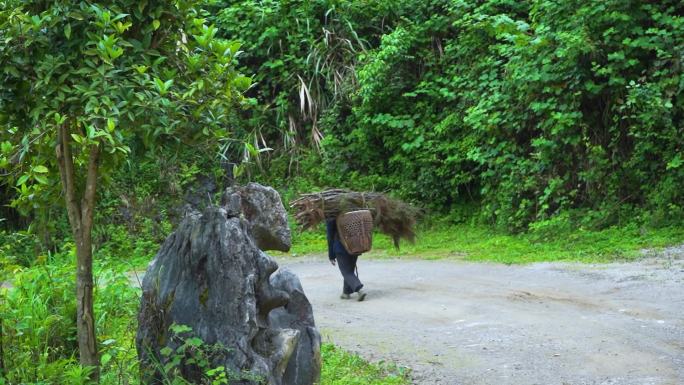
0, 246, 411, 385
280, 223, 684, 264
320, 343, 410, 385
90, 212, 684, 268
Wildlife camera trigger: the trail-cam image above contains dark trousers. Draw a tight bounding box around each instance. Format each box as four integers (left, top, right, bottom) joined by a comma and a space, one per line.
337, 253, 363, 294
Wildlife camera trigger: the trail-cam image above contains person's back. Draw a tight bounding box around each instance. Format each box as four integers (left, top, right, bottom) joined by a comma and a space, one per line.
326, 217, 366, 301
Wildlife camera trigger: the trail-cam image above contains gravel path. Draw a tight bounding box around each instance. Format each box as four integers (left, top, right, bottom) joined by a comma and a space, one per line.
278, 251, 684, 385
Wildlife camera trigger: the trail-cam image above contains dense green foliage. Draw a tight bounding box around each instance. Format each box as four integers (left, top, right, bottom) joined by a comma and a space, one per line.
207, 0, 684, 231
211, 0, 389, 152
2, 0, 684, 383
0, 249, 139, 384
0, 0, 253, 375
0, 0, 247, 213
3, 0, 682, 240
320, 0, 684, 230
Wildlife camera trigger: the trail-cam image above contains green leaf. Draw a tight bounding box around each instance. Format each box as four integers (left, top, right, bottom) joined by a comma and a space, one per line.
154, 78, 166, 95
68, 11, 84, 20
245, 142, 257, 157
234, 76, 252, 91
160, 347, 173, 357
170, 324, 192, 334
667, 154, 683, 170
112, 13, 129, 22
33, 165, 48, 173
101, 353, 112, 366
34, 174, 49, 185
152, 19, 160, 31
16, 174, 30, 186
64, 23, 72, 40
0, 141, 12, 154
133, 65, 148, 74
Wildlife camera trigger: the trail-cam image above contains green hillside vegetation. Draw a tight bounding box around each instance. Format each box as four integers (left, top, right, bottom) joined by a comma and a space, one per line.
1, 0, 683, 383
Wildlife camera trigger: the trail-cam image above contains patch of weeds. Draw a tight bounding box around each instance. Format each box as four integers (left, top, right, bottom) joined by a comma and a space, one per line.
0, 252, 80, 384
321, 343, 410, 385
144, 324, 265, 385
0, 246, 142, 385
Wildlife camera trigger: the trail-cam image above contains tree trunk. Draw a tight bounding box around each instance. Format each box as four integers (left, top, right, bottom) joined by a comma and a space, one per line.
75, 238, 98, 372
56, 125, 100, 380
0, 313, 5, 378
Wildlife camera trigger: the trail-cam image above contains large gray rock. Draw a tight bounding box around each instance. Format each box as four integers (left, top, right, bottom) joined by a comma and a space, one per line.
269, 269, 322, 385
136, 183, 320, 385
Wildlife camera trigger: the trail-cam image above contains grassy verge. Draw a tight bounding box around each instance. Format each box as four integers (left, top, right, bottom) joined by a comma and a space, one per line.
320, 343, 410, 385
279, 223, 684, 264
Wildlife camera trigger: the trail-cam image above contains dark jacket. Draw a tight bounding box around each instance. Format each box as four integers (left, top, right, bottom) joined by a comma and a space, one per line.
326, 218, 354, 260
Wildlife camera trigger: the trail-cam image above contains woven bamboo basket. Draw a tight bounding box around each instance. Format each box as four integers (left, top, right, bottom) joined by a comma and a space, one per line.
336, 209, 373, 254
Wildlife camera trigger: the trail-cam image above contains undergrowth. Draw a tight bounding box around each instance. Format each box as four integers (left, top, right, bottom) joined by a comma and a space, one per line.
0, 241, 409, 384
0, 246, 140, 385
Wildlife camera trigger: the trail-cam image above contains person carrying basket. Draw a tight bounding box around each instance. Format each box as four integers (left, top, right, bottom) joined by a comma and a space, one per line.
326, 210, 373, 301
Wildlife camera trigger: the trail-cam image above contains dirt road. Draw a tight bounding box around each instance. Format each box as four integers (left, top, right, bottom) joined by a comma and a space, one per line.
278, 251, 684, 385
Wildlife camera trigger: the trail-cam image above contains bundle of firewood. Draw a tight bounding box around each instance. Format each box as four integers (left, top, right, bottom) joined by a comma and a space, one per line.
290, 189, 420, 247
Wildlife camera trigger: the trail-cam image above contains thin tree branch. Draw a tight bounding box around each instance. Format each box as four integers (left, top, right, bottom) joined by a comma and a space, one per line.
80, 142, 100, 240
56, 124, 82, 235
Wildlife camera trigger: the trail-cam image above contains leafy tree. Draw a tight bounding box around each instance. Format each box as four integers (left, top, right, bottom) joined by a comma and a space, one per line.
0, 0, 249, 377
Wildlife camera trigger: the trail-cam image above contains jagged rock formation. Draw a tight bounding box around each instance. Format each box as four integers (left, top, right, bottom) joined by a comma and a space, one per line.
136, 183, 320, 385
222, 183, 291, 252
269, 269, 322, 385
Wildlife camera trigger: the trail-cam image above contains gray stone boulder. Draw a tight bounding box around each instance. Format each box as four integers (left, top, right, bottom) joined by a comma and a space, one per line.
269, 269, 322, 385
136, 183, 320, 385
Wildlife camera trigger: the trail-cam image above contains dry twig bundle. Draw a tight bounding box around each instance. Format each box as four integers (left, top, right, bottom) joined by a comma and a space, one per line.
290, 189, 420, 248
